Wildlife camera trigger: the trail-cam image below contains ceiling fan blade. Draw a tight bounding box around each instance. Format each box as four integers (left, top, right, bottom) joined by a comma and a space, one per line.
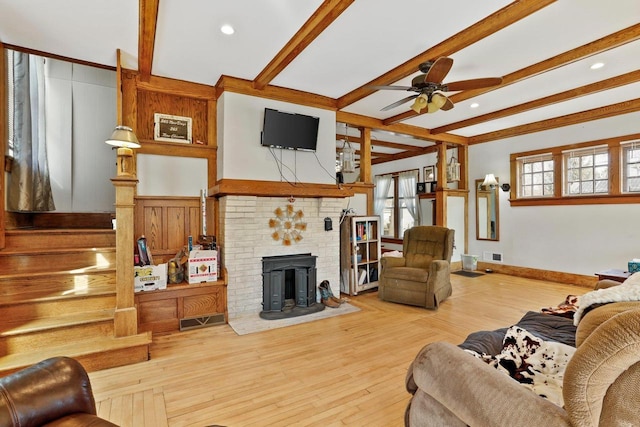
381, 94, 418, 111
424, 57, 453, 84
444, 77, 503, 91
368, 85, 414, 91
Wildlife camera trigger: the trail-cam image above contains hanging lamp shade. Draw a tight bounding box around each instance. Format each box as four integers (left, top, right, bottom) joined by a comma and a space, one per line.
410, 94, 429, 113
105, 125, 140, 149
427, 93, 447, 113
341, 139, 356, 173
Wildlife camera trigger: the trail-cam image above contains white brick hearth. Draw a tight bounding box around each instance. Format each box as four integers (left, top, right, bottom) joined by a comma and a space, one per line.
219, 195, 344, 319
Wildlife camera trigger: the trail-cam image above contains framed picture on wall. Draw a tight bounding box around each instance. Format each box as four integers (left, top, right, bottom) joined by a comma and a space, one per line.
424, 165, 436, 182
154, 113, 193, 144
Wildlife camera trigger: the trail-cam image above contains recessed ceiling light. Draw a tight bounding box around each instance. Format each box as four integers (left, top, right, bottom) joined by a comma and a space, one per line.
220, 24, 235, 35
590, 62, 604, 70
470, 103, 479, 109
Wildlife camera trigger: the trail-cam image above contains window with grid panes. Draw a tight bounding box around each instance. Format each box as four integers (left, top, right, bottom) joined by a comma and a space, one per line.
563, 146, 609, 196
517, 153, 554, 197
622, 141, 640, 193
380, 174, 417, 239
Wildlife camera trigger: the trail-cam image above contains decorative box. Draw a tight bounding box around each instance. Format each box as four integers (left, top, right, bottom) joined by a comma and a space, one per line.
187, 250, 218, 284
628, 260, 640, 274
134, 263, 168, 292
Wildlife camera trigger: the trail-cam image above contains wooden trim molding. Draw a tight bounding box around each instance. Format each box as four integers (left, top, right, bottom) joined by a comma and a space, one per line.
476, 262, 597, 288
210, 179, 355, 199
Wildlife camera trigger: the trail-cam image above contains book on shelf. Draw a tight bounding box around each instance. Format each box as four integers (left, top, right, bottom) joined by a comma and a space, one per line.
358, 268, 367, 284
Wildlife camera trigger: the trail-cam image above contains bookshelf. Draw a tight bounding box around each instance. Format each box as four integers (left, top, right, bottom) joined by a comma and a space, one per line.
340, 215, 381, 296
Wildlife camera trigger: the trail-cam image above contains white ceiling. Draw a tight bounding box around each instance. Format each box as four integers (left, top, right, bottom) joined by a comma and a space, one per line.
1, 0, 639, 160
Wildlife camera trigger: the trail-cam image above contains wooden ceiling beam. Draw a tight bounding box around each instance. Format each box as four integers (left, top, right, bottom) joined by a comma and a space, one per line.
371, 145, 439, 165
335, 133, 430, 151
336, 0, 555, 110
218, 75, 336, 109
384, 22, 640, 125
336, 111, 468, 145
138, 0, 159, 81
469, 97, 640, 144
431, 69, 640, 134
450, 22, 640, 105
253, 0, 354, 90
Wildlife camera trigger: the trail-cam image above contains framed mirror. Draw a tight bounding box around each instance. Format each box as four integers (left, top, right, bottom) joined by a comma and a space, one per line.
476, 178, 499, 241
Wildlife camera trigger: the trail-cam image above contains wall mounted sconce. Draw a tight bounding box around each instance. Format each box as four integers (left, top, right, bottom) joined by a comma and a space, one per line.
482, 173, 511, 192
105, 125, 141, 177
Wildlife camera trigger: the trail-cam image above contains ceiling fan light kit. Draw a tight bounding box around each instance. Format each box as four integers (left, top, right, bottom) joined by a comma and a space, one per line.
375, 56, 502, 114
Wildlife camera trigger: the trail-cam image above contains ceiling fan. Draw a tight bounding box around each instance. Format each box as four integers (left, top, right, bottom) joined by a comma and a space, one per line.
371, 57, 503, 114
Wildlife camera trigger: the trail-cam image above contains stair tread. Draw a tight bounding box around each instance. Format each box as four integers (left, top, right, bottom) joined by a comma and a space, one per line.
0, 246, 116, 256
6, 228, 115, 235
0, 271, 115, 294
0, 286, 115, 306
0, 267, 115, 282
1, 309, 115, 336
0, 332, 152, 372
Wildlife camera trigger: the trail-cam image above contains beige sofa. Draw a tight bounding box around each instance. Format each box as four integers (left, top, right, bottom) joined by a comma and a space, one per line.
405, 274, 640, 426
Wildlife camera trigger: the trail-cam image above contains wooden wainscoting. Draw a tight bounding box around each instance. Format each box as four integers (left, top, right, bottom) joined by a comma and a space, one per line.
134, 196, 202, 263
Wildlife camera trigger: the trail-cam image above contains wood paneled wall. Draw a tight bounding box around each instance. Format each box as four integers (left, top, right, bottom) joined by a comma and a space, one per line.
134, 196, 201, 263
120, 69, 218, 257
136, 91, 208, 144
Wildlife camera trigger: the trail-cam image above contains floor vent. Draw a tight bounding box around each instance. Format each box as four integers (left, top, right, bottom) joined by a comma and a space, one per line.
180, 313, 225, 331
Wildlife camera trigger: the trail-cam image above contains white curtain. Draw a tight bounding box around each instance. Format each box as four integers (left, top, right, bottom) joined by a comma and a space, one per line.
7, 52, 55, 211
374, 174, 392, 217
399, 170, 420, 225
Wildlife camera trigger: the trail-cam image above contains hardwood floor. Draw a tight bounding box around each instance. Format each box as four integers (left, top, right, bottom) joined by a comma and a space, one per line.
89, 273, 590, 427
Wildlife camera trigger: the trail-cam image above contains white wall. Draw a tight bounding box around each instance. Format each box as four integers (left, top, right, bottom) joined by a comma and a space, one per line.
217, 92, 337, 184
45, 59, 116, 212
137, 154, 207, 196
468, 111, 640, 276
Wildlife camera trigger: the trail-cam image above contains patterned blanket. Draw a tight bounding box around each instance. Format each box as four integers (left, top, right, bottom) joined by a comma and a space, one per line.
466, 325, 575, 407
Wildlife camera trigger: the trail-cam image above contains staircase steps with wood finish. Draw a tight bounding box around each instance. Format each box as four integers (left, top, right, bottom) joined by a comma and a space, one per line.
0, 228, 151, 376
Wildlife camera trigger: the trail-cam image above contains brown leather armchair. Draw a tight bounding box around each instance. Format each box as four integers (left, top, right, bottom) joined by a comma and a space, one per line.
0, 357, 117, 427
378, 226, 454, 309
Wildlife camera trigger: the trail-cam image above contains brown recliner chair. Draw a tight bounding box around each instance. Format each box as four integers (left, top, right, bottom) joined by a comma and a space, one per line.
0, 357, 117, 426
378, 226, 454, 309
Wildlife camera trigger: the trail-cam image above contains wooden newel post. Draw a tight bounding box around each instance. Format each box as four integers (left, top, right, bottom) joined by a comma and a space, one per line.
111, 175, 138, 337
106, 125, 141, 338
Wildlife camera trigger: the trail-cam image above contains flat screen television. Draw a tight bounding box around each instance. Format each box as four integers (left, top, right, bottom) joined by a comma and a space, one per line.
261, 108, 319, 151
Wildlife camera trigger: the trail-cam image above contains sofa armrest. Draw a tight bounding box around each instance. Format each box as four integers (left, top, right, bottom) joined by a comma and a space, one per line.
410, 341, 571, 427
0, 357, 116, 427
564, 307, 640, 427
425, 260, 450, 291
381, 256, 406, 269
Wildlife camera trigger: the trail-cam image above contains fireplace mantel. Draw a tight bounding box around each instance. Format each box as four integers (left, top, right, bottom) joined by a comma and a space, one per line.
210, 179, 368, 199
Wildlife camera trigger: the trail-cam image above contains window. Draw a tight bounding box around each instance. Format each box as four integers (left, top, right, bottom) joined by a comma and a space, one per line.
563, 146, 609, 196
510, 136, 640, 206
622, 141, 640, 193
378, 170, 419, 238
517, 153, 554, 198
6, 51, 14, 158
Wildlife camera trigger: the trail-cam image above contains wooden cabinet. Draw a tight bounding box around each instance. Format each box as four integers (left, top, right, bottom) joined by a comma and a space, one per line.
134, 276, 227, 334
340, 216, 381, 296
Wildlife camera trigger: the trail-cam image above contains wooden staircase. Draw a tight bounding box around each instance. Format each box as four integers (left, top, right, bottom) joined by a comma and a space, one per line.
0, 227, 152, 376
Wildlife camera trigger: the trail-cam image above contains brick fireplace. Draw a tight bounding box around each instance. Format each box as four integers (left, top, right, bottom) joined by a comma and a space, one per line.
218, 195, 344, 319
